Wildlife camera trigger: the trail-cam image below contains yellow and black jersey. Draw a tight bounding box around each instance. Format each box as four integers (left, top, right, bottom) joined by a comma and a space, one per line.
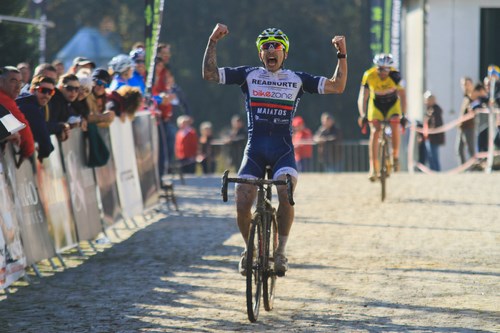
361, 66, 404, 119
361, 66, 403, 96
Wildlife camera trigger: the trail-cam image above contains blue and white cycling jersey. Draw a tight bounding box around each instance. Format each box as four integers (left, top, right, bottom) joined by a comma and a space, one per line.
219, 66, 327, 139
219, 66, 328, 178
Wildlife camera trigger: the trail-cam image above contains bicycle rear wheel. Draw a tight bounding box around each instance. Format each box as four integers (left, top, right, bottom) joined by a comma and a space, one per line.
379, 138, 387, 201
246, 213, 262, 322
263, 209, 278, 311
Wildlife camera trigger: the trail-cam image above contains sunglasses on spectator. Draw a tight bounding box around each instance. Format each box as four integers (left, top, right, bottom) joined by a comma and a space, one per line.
35, 86, 55, 96
64, 85, 80, 92
94, 79, 109, 87
377, 66, 391, 73
260, 42, 284, 51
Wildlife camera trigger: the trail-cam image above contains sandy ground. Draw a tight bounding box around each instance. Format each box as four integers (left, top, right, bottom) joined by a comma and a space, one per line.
0, 172, 498, 333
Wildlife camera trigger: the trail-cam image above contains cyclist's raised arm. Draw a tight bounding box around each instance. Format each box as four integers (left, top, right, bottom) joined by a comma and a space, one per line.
324, 35, 347, 94
202, 23, 229, 82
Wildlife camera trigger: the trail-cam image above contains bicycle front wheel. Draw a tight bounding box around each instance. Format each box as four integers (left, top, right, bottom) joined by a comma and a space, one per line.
263, 209, 278, 311
246, 213, 263, 323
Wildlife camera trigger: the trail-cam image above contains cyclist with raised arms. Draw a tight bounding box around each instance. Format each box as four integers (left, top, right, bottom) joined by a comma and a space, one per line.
202, 23, 347, 276
357, 53, 407, 181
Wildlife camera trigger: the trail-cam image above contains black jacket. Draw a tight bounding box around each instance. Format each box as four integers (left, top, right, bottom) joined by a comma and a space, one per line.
16, 94, 55, 160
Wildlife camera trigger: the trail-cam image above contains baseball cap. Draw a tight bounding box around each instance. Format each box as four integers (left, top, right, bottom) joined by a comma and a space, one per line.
91, 68, 111, 83
73, 56, 96, 68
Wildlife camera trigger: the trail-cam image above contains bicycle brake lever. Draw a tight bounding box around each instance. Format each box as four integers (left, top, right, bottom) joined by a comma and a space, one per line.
221, 170, 229, 202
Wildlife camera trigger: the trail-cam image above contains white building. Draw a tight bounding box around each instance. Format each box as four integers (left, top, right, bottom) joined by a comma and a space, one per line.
403, 0, 500, 170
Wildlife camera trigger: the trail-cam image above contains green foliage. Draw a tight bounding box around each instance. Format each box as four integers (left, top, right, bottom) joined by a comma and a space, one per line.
0, 0, 373, 139
0, 2, 38, 66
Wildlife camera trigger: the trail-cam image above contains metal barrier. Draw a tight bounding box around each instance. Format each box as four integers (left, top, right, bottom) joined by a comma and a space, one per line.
212, 140, 370, 173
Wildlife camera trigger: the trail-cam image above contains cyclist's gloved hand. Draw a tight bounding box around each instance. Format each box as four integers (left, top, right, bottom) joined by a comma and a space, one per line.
359, 116, 368, 134
400, 115, 408, 128
358, 116, 368, 128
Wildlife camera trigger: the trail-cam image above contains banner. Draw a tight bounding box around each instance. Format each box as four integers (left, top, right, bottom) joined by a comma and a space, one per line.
132, 112, 160, 209
36, 135, 78, 252
0, 155, 26, 288
95, 127, 122, 227
60, 129, 102, 241
3, 145, 55, 266
144, 0, 165, 96
109, 118, 144, 219
370, 0, 402, 66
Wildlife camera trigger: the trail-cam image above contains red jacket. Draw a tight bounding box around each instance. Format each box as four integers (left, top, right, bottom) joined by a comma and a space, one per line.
0, 90, 35, 158
175, 127, 198, 160
292, 128, 313, 160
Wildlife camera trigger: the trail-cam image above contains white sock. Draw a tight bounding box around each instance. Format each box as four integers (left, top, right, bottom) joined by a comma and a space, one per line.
277, 235, 288, 255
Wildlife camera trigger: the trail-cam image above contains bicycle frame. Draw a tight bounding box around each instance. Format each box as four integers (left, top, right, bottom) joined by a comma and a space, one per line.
221, 169, 294, 322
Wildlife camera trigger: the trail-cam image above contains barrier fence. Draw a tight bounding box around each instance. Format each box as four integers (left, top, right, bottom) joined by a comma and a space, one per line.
0, 112, 161, 290
212, 139, 370, 174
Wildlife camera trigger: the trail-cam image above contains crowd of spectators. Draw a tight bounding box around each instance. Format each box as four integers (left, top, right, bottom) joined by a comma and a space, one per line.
0, 43, 194, 178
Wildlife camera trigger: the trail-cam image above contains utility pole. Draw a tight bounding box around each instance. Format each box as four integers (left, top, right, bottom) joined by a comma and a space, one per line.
0, 14, 55, 64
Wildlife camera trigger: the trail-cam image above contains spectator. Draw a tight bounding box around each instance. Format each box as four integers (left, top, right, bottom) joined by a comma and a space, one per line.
68, 57, 96, 75
479, 75, 500, 154
292, 116, 313, 172
106, 85, 142, 122
314, 112, 342, 172
86, 68, 115, 126
457, 77, 475, 164
108, 54, 134, 91
72, 71, 94, 130
468, 84, 489, 153
16, 62, 31, 86
51, 59, 65, 81
227, 114, 247, 171
32, 63, 58, 82
153, 57, 175, 177
423, 91, 445, 171
16, 75, 56, 160
198, 121, 216, 174
0, 66, 35, 159
85, 68, 115, 168
175, 115, 198, 174
128, 48, 146, 94
415, 120, 427, 168
48, 73, 82, 141
22, 63, 58, 95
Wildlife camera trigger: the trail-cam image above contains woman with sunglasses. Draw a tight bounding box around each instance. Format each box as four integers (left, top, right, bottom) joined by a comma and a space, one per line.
16, 75, 57, 160
86, 68, 115, 127
202, 23, 347, 277
357, 53, 407, 181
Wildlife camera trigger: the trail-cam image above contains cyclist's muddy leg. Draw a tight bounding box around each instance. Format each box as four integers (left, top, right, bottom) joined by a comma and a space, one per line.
390, 120, 400, 159
276, 175, 297, 253
236, 183, 257, 245
370, 123, 382, 174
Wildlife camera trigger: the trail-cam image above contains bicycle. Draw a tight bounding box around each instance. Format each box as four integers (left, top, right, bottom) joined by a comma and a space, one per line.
221, 168, 294, 323
378, 118, 393, 202
363, 117, 398, 201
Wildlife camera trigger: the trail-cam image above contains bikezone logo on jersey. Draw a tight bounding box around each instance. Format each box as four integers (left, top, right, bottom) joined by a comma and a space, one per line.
252, 90, 293, 100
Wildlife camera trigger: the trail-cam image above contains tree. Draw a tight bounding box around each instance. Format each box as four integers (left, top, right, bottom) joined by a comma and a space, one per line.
1, 0, 372, 139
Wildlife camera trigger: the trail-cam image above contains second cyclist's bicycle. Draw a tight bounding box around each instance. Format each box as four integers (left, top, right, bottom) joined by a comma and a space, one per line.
221, 168, 294, 323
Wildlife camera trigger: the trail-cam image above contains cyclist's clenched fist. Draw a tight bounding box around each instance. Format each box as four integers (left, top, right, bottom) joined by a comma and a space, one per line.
210, 23, 229, 43
332, 35, 346, 54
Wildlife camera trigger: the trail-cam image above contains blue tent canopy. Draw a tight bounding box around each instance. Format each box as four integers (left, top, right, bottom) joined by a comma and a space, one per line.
55, 27, 121, 70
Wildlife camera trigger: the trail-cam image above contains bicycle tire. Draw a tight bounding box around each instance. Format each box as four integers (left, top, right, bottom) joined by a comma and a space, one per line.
380, 138, 387, 202
246, 213, 262, 322
263, 209, 278, 311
